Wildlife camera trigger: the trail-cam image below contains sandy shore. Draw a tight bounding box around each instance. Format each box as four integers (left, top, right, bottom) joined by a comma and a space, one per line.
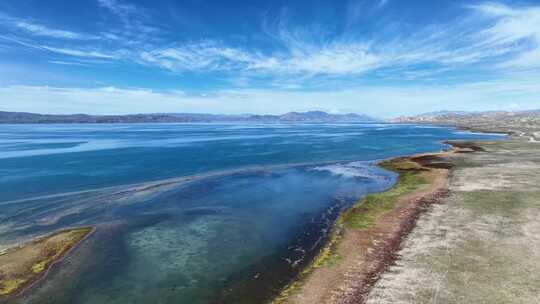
276, 143, 480, 304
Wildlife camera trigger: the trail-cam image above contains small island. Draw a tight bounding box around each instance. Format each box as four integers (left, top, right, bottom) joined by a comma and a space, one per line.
0, 227, 93, 299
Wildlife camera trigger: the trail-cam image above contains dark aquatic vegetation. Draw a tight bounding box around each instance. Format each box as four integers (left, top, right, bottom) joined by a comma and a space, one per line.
0, 123, 502, 303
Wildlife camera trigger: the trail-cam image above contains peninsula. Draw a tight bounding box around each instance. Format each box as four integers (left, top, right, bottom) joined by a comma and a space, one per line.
0, 227, 93, 299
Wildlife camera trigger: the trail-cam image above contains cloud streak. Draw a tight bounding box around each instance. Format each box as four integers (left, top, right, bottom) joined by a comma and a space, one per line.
12, 20, 95, 40
0, 0, 540, 115
97, 0, 137, 19
41, 46, 118, 59
4, 1, 540, 80
0, 12, 95, 40
132, 2, 540, 82
138, 40, 382, 76
469, 2, 540, 69
96, 0, 157, 41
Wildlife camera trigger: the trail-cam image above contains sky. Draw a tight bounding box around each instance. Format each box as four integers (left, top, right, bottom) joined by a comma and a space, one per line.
1, 0, 540, 117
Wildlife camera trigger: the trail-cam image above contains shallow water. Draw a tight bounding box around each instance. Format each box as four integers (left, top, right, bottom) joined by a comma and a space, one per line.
0, 123, 501, 303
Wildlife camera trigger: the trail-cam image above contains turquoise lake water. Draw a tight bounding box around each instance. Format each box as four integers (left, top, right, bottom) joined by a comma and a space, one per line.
0, 123, 501, 303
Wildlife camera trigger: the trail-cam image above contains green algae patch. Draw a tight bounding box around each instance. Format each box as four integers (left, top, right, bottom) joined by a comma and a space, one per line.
0, 227, 92, 298
341, 159, 430, 230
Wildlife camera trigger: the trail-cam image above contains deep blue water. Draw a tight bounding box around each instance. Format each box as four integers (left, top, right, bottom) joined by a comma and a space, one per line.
0, 123, 501, 304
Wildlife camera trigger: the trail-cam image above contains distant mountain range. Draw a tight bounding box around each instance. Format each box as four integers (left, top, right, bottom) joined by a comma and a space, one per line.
392, 109, 540, 136
392, 110, 540, 123
0, 110, 378, 124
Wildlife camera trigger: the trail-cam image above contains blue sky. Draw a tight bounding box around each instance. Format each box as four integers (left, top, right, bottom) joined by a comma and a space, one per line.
1, 0, 540, 117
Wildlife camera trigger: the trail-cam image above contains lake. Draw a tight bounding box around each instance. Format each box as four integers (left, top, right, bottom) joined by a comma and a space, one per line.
0, 123, 501, 303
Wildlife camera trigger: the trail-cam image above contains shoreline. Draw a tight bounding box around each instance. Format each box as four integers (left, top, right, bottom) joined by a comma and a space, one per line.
273, 141, 483, 304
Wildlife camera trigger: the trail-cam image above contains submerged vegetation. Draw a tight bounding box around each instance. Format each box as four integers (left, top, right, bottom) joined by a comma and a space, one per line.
0, 227, 92, 298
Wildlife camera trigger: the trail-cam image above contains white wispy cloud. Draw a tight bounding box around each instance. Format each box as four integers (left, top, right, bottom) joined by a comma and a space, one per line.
3, 1, 540, 89
260, 27, 382, 75
48, 60, 89, 66
2, 1, 540, 116
96, 0, 159, 47
469, 2, 540, 69
0, 13, 96, 40
139, 42, 258, 72
132, 3, 540, 77
0, 33, 121, 60
139, 40, 381, 76
41, 46, 118, 59
97, 0, 137, 18
135, 2, 540, 80
12, 20, 95, 40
